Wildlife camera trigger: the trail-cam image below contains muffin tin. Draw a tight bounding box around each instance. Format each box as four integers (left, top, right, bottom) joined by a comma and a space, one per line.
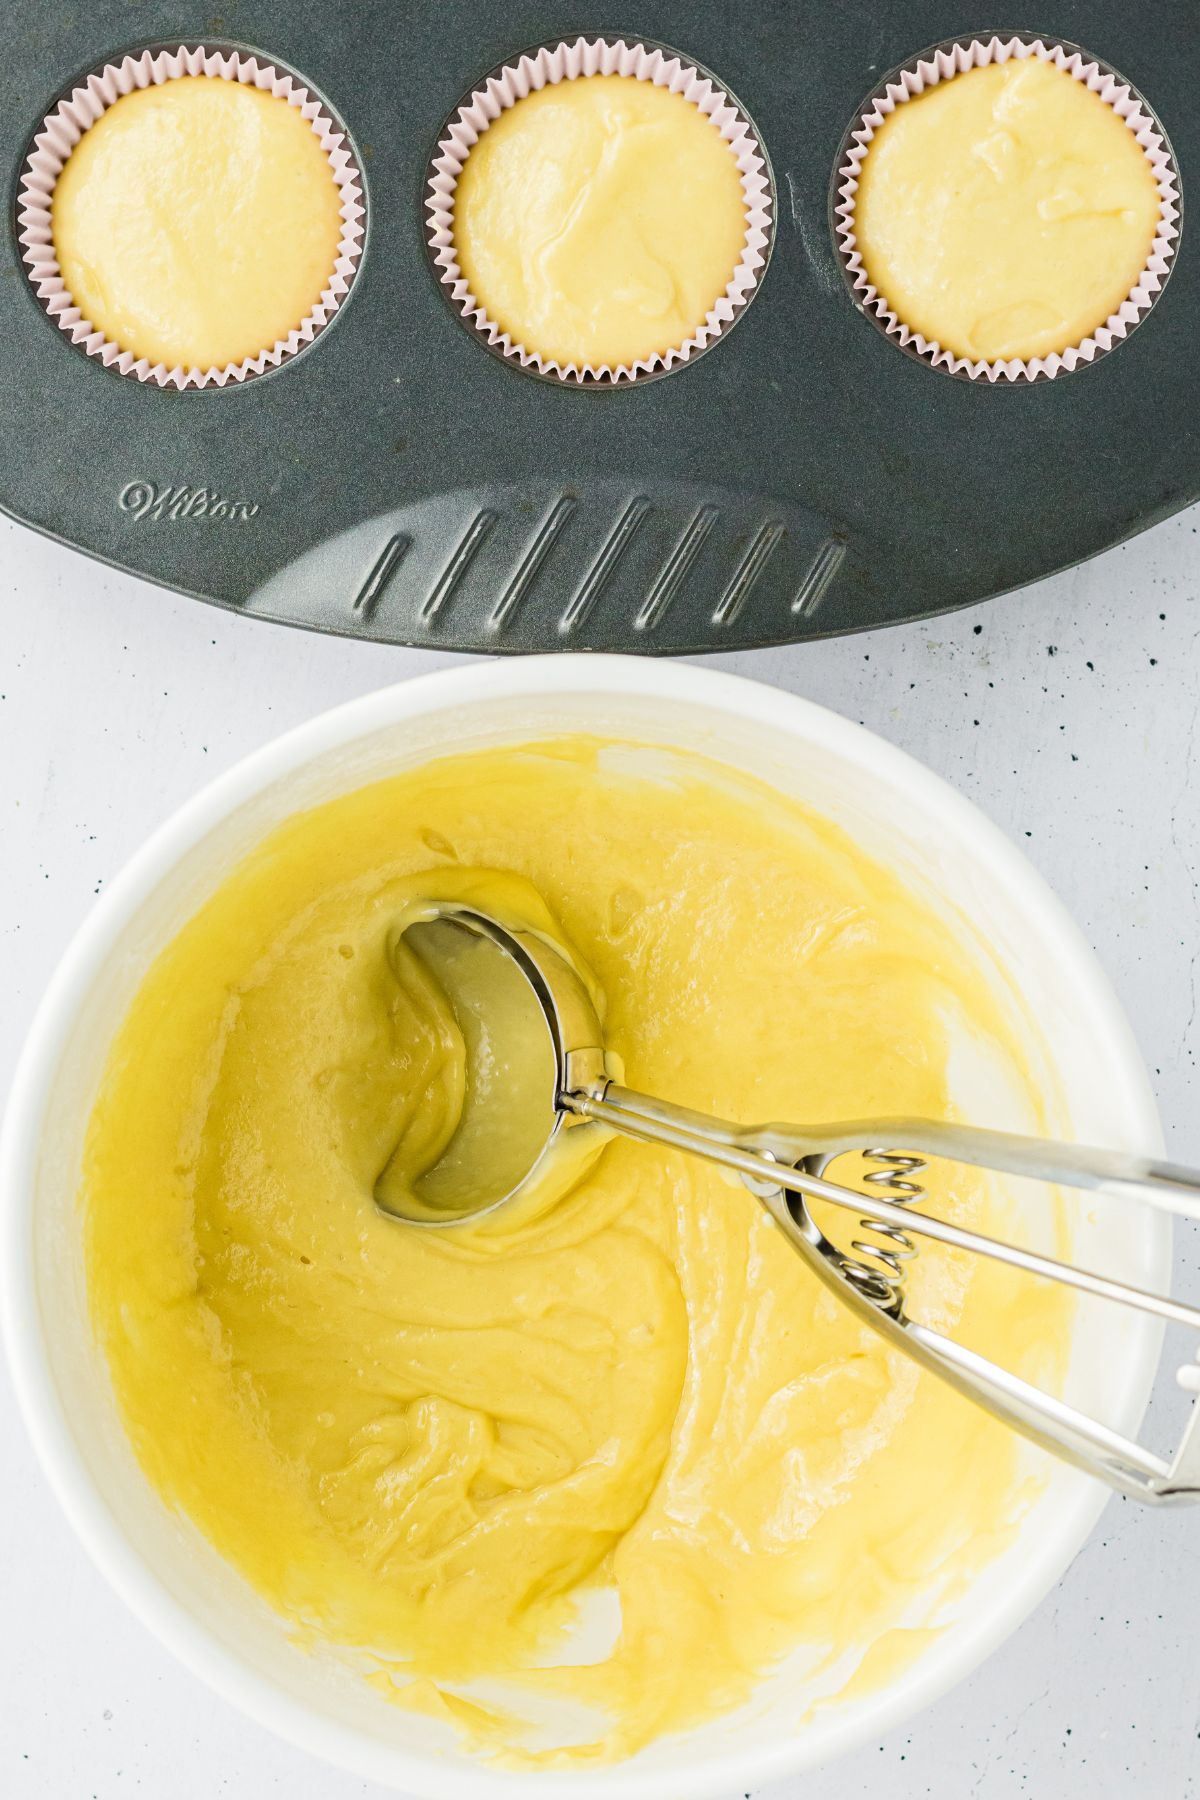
2, 0, 1196, 655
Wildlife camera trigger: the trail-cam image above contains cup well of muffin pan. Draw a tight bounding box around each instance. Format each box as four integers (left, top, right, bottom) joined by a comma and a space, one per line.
1, 0, 1195, 655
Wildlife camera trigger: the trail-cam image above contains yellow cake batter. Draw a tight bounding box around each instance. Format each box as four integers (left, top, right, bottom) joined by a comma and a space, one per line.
452, 76, 747, 368
854, 57, 1160, 361
51, 77, 343, 370
82, 740, 1070, 1763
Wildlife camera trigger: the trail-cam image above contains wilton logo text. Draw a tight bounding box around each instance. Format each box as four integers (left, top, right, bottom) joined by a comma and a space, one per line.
119, 482, 260, 523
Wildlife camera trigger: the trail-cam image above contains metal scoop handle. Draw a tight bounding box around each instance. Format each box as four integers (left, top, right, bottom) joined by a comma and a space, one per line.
396, 907, 1200, 1507
569, 1083, 1200, 1505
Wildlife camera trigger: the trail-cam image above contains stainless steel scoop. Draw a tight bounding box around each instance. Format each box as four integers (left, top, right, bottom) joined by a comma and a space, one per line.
383, 904, 1200, 1505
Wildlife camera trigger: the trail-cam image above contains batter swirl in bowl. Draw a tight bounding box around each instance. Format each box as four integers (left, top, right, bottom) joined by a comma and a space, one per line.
81, 738, 1070, 1763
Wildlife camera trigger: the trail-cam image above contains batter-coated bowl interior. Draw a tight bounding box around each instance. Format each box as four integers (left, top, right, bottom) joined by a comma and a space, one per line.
0, 655, 1168, 1798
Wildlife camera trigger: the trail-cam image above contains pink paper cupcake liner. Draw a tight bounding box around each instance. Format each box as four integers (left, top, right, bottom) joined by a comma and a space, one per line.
425, 35, 775, 385
16, 44, 367, 391
833, 35, 1181, 383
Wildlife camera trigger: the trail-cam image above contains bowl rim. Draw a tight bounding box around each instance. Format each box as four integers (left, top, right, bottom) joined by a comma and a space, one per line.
0, 653, 1167, 1798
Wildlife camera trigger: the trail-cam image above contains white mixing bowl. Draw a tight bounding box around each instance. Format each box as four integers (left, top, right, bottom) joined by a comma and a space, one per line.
0, 656, 1167, 1798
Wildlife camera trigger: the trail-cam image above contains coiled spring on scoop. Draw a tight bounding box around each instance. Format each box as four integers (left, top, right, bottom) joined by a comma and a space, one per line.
844, 1151, 928, 1307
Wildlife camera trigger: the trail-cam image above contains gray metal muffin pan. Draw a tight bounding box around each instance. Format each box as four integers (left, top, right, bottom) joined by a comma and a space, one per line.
2, 1, 1195, 655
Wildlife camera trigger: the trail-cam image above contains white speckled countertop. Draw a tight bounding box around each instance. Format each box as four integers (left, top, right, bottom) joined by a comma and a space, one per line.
2, 510, 1198, 1799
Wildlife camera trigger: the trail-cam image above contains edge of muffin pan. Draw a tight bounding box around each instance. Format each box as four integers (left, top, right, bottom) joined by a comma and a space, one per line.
11, 26, 1185, 393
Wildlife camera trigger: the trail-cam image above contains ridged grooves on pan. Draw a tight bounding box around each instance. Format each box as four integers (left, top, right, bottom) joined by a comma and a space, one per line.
337, 493, 847, 641
560, 497, 653, 634
425, 36, 774, 385
636, 504, 721, 630
793, 538, 847, 618
488, 496, 578, 628
16, 44, 366, 390
833, 35, 1181, 383
713, 520, 786, 627
420, 511, 499, 624
353, 535, 411, 618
